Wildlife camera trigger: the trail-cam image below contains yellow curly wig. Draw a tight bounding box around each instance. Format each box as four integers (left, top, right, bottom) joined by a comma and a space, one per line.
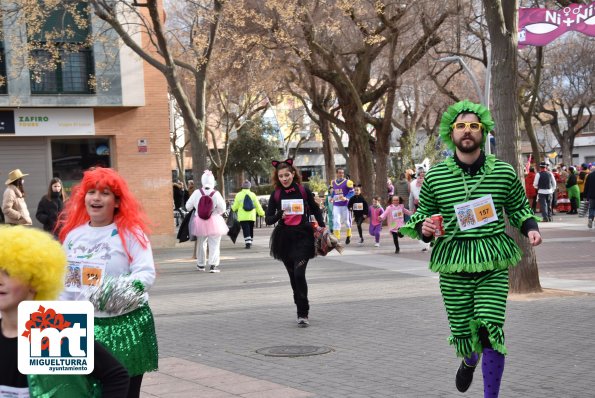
0, 226, 66, 300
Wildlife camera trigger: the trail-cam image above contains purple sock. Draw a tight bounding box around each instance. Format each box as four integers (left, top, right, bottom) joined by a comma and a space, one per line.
464, 352, 479, 366
482, 348, 505, 398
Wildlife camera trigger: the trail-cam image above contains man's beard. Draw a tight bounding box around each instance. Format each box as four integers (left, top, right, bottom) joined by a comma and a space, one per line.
454, 135, 481, 153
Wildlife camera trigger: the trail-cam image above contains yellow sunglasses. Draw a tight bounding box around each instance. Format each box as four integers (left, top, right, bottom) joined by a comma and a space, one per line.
451, 122, 483, 132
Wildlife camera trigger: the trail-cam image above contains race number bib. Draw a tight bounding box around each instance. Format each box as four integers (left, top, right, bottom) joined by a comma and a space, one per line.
353, 203, 364, 211
281, 199, 304, 215
333, 194, 343, 202
65, 259, 106, 293
392, 209, 404, 219
454, 195, 498, 231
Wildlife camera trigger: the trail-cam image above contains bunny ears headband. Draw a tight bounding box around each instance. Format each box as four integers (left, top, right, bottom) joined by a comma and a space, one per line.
271, 158, 294, 169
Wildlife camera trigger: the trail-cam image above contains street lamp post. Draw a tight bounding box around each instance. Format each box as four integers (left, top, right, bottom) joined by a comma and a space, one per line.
439, 55, 493, 155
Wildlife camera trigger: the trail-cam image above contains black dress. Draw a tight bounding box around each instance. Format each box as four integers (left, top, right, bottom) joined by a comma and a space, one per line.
265, 183, 325, 263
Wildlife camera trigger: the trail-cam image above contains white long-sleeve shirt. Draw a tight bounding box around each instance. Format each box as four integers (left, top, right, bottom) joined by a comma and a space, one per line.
60, 223, 155, 317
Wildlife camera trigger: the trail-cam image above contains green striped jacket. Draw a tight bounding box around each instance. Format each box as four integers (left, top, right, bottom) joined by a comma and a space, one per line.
400, 154, 538, 273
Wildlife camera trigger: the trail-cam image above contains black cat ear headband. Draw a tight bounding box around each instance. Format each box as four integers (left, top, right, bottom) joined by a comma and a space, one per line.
271, 158, 294, 168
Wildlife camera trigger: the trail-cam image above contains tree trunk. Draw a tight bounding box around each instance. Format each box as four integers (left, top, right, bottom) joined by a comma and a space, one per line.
215, 167, 225, 199
523, 112, 542, 167
484, 0, 542, 294
320, 118, 335, 181
560, 134, 573, 166
192, 70, 209, 182
375, 142, 389, 201
399, 130, 415, 170
374, 82, 396, 201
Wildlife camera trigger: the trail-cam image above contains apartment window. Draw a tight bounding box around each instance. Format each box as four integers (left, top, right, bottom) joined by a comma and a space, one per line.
29, 2, 94, 94
30, 48, 93, 94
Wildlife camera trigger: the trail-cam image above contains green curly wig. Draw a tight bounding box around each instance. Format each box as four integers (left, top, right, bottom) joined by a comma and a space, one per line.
439, 100, 495, 152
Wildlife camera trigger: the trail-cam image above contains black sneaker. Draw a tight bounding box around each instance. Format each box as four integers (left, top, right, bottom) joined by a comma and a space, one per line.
245, 243, 251, 249
359, 238, 364, 244
196, 265, 206, 272
209, 265, 220, 273
455, 359, 477, 392
395, 248, 400, 254
345, 236, 351, 245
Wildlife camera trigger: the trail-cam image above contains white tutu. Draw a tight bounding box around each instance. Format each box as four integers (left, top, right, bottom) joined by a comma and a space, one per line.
192, 213, 228, 237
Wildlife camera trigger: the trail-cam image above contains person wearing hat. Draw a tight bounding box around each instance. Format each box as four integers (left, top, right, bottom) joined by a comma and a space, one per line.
533, 162, 556, 222
2, 169, 32, 225
231, 180, 265, 249
400, 100, 542, 397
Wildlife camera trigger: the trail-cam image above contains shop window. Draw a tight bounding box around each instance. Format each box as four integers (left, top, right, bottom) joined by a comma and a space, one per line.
51, 138, 111, 195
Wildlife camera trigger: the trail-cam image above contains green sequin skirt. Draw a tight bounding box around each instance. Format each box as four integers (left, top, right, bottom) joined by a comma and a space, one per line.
94, 305, 159, 376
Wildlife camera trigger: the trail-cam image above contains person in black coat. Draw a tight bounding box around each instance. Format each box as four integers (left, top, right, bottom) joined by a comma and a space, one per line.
35, 177, 66, 236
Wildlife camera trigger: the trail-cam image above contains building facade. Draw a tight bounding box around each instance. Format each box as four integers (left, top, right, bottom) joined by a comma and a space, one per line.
0, 3, 174, 246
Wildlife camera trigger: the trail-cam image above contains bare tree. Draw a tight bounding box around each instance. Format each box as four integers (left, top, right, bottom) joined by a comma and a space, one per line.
170, 98, 190, 187
518, 46, 545, 166
89, 0, 224, 181
247, 0, 452, 197
533, 35, 595, 166
286, 71, 338, 182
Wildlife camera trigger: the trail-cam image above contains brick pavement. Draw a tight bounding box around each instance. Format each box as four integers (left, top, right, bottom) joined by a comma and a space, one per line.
142, 213, 595, 397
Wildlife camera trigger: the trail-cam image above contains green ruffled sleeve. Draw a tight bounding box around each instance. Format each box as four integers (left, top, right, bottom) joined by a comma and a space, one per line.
399, 178, 439, 240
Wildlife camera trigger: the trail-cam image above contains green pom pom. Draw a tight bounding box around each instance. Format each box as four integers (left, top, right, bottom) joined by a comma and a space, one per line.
132, 279, 145, 293
439, 100, 495, 151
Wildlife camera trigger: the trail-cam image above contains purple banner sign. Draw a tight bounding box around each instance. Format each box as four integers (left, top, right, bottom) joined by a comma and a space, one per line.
519, 2, 595, 47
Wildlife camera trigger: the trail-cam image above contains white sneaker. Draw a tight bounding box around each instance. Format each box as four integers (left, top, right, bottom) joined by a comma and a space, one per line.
209, 265, 220, 273
297, 317, 309, 327
374, 243, 380, 247
197, 265, 206, 271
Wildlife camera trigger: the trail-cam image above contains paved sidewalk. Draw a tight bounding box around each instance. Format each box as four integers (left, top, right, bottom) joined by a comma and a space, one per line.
142, 214, 594, 397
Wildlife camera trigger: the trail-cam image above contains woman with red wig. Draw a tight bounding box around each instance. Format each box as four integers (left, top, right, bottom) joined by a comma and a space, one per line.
58, 167, 158, 398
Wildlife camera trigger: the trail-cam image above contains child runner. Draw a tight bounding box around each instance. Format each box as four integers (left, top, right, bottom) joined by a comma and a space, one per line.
348, 185, 369, 244
368, 196, 384, 247
380, 196, 412, 253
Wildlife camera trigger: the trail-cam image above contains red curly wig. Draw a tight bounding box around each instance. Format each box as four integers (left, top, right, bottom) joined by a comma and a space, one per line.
57, 168, 151, 253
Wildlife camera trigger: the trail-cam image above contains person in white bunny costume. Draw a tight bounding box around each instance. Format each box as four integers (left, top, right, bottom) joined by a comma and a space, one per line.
185, 170, 228, 272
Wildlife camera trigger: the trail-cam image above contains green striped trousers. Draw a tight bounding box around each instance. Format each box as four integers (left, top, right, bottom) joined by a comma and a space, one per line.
439, 269, 509, 358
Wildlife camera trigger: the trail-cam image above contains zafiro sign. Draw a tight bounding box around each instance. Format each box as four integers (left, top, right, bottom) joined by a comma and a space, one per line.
18, 301, 94, 374
0, 108, 95, 136
519, 2, 595, 46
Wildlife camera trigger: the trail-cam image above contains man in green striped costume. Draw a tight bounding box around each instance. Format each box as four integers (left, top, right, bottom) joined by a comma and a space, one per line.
400, 100, 542, 397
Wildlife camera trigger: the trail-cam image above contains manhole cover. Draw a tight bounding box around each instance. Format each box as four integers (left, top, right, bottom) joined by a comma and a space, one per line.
256, 345, 333, 357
